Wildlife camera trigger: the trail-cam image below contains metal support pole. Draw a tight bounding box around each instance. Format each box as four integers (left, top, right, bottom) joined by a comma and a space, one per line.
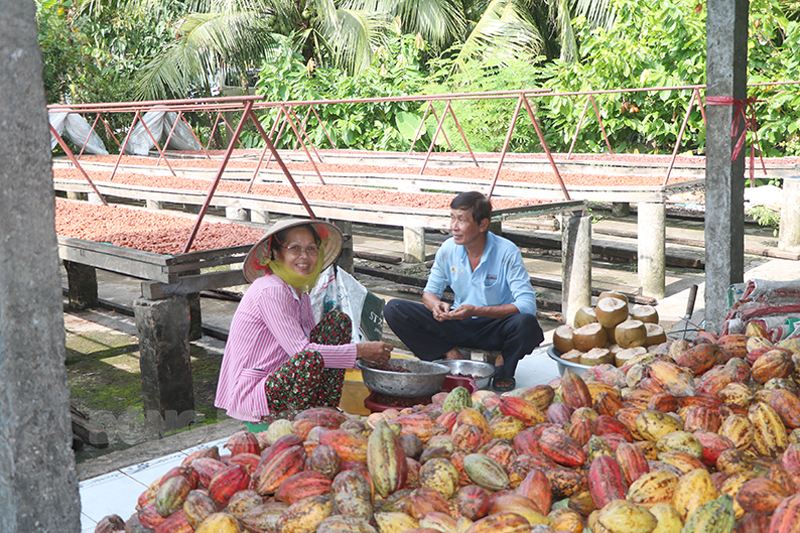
590, 95, 613, 155
247, 109, 317, 220
408, 101, 433, 154
663, 89, 700, 186
49, 124, 108, 205
182, 101, 256, 253
520, 95, 571, 201
567, 96, 592, 159
488, 96, 524, 199
446, 102, 480, 167
310, 105, 336, 148
280, 105, 326, 185
109, 110, 140, 181
419, 102, 452, 175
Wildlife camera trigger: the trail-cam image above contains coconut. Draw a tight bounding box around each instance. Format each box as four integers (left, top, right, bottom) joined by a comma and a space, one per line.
615, 346, 648, 367
573, 322, 609, 352
573, 306, 597, 328
595, 296, 629, 329
630, 304, 659, 324
580, 347, 614, 366
553, 325, 575, 354
597, 290, 629, 306
614, 319, 648, 349
560, 349, 584, 364
644, 323, 667, 346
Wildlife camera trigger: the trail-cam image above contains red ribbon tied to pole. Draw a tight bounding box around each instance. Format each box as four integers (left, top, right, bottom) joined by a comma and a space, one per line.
705, 95, 762, 162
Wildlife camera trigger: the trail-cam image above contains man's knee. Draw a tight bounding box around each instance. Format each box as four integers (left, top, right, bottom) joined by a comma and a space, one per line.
383, 299, 404, 326
512, 313, 544, 345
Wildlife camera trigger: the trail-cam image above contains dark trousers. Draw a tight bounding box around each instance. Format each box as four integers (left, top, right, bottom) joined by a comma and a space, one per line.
383, 299, 544, 378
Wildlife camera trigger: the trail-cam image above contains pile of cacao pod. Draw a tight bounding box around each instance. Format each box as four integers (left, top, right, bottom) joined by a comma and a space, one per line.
97, 325, 800, 533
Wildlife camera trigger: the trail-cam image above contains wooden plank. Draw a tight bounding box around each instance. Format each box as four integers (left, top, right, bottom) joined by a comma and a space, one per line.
58, 243, 171, 281
141, 269, 247, 299
594, 226, 800, 261
505, 230, 706, 269
57, 235, 168, 265
353, 251, 402, 264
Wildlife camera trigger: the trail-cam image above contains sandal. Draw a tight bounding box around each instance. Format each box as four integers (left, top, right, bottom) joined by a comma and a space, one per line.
492, 367, 516, 393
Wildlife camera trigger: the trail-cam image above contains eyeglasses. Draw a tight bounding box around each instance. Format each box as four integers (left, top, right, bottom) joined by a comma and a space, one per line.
285, 245, 319, 256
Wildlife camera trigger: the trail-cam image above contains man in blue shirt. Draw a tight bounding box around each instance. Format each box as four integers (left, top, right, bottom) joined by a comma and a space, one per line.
383, 191, 544, 392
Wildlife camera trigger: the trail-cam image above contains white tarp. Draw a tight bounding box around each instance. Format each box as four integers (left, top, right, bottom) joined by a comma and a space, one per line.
50, 110, 109, 155
124, 109, 202, 155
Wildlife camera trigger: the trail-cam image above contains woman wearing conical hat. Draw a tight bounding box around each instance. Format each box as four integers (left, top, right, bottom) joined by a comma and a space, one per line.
215, 218, 392, 426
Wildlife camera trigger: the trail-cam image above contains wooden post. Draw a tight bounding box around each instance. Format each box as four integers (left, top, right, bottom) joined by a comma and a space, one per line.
64, 260, 98, 309
0, 1, 81, 527
333, 220, 354, 274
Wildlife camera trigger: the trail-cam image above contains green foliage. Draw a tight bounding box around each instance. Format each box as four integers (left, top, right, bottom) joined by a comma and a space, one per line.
419, 56, 547, 153
534, 0, 800, 157
747, 204, 781, 236
252, 31, 428, 151
37, 0, 180, 105
536, 0, 708, 154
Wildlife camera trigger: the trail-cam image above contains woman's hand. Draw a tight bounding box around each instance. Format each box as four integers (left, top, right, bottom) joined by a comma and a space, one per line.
357, 341, 393, 364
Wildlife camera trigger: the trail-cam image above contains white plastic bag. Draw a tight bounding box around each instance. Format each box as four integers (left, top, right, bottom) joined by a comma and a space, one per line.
310, 266, 369, 343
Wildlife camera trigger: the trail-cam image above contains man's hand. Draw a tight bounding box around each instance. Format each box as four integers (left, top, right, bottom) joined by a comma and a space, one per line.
431, 301, 451, 322
356, 341, 393, 364
443, 304, 478, 321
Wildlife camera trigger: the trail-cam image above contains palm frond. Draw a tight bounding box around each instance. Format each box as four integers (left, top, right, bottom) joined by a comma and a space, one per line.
572, 0, 615, 30
452, 0, 543, 71
134, 11, 275, 100
317, 8, 393, 74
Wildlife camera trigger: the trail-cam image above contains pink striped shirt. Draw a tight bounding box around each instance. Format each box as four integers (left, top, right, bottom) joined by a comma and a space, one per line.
214, 274, 357, 422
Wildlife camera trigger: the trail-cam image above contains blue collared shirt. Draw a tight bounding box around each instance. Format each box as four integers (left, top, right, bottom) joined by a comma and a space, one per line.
424, 231, 537, 316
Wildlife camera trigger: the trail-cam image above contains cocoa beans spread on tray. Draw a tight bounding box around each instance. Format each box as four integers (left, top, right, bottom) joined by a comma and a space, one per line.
105, 331, 800, 533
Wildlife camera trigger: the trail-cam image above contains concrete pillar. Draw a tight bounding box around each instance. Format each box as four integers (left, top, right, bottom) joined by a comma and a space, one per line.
0, 1, 81, 527
183, 204, 201, 214
404, 226, 426, 263
133, 296, 195, 426
778, 176, 800, 252
64, 260, 98, 309
489, 219, 503, 235
561, 211, 592, 326
146, 199, 164, 210
705, 0, 748, 333
187, 293, 203, 341
88, 192, 103, 205
251, 209, 270, 224
226, 206, 249, 221
333, 220, 354, 274
637, 202, 666, 299
611, 202, 630, 217
67, 191, 87, 201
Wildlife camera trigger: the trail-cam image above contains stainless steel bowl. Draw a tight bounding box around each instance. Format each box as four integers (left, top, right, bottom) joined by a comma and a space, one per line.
356, 358, 450, 398
435, 360, 497, 390
547, 345, 590, 377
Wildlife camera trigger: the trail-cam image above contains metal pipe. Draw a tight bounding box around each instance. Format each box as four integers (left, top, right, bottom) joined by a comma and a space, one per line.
488, 96, 525, 199
408, 101, 433, 154
137, 108, 177, 177
446, 102, 479, 167
288, 105, 324, 163
50, 123, 108, 205
428, 104, 454, 152
109, 110, 140, 182
77, 113, 102, 158
591, 95, 613, 154
246, 109, 317, 219
567, 96, 592, 159
281, 105, 326, 185
419, 101, 451, 175
521, 95, 571, 201
182, 100, 256, 254
664, 89, 699, 186
310, 105, 335, 148
156, 110, 183, 167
